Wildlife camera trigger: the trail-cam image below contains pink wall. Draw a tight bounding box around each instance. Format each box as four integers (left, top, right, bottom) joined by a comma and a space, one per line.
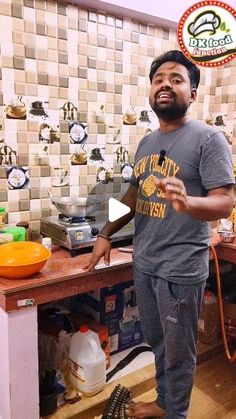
0, 307, 39, 419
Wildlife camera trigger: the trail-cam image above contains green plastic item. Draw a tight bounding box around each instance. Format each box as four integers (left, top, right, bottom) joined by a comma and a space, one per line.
5, 226, 26, 242
0, 208, 5, 213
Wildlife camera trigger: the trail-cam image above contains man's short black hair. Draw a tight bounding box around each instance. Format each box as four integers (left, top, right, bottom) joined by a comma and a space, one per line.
149, 50, 200, 89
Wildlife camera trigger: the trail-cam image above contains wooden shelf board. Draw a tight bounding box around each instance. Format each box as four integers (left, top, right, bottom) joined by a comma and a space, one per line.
43, 340, 225, 418
43, 364, 156, 419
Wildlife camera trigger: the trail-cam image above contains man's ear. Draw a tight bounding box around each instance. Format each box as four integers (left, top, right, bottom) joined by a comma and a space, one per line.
190, 88, 197, 103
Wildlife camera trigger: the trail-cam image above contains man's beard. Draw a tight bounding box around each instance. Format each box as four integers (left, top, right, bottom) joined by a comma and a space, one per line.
150, 97, 189, 121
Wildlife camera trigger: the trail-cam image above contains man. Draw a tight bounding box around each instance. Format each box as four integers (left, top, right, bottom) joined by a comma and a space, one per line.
84, 50, 235, 418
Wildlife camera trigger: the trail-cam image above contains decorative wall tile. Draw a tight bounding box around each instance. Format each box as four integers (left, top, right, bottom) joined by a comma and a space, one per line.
0, 0, 234, 231
0, 190, 7, 201
58, 27, 67, 40
13, 56, 25, 70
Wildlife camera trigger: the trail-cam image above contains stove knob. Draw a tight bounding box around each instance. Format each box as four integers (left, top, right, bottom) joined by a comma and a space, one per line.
90, 227, 99, 237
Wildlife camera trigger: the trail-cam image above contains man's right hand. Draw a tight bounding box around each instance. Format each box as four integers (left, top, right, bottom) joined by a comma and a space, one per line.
82, 237, 112, 271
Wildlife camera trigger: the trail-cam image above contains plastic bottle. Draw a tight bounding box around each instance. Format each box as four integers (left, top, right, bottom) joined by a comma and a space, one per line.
69, 325, 106, 396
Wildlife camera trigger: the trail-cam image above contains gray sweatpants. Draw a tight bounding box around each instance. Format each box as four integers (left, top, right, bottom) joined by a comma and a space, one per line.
133, 265, 205, 419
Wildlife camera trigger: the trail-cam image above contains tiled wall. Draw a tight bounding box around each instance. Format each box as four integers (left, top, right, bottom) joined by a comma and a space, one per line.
0, 0, 235, 231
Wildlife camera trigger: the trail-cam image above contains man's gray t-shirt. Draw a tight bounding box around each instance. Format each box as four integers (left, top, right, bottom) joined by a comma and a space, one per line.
130, 120, 234, 285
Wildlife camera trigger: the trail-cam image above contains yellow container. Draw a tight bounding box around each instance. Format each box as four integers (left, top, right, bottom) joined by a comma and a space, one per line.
0, 241, 51, 279
0, 208, 5, 228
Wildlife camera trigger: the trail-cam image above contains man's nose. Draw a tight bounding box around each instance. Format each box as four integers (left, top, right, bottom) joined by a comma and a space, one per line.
159, 78, 172, 89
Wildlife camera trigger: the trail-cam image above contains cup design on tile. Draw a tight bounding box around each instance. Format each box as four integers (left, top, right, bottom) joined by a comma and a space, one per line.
52, 167, 69, 187
122, 106, 137, 125
71, 145, 87, 165
106, 126, 121, 144
5, 96, 27, 120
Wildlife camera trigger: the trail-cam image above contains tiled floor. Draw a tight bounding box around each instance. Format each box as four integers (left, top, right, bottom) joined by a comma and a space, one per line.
107, 343, 155, 382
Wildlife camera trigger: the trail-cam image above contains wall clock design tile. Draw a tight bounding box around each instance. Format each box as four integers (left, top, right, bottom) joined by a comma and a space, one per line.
7, 166, 29, 190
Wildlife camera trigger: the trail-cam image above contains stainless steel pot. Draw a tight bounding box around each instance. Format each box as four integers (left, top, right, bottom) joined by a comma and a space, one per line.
48, 191, 99, 217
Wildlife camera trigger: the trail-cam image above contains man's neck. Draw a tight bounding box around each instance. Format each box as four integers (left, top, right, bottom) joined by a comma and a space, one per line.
158, 115, 191, 132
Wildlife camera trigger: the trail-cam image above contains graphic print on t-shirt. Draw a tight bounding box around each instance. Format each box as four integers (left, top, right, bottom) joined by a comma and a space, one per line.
133, 152, 180, 219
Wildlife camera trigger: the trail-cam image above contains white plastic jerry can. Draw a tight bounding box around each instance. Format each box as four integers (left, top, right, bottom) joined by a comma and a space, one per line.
69, 325, 106, 396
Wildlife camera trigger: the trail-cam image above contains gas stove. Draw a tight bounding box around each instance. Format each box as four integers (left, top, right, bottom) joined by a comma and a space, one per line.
40, 214, 134, 255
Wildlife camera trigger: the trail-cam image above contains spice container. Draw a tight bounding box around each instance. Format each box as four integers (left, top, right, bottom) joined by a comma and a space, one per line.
0, 207, 6, 228
42, 237, 52, 251
16, 221, 31, 241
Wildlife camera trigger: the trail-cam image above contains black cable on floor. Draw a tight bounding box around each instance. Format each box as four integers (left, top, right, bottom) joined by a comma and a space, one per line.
106, 345, 152, 382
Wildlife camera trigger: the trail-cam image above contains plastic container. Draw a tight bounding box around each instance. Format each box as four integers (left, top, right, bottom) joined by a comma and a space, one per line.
4, 226, 26, 242
0, 207, 5, 228
16, 221, 31, 240
42, 237, 52, 251
0, 232, 13, 245
69, 325, 106, 396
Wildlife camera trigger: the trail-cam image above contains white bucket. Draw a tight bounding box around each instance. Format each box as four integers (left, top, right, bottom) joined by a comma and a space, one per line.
69, 325, 106, 396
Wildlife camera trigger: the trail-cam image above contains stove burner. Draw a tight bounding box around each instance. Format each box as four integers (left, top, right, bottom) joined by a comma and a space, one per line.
58, 214, 95, 224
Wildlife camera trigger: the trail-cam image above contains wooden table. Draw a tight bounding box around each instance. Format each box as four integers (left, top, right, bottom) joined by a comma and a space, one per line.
0, 240, 235, 419
0, 247, 133, 419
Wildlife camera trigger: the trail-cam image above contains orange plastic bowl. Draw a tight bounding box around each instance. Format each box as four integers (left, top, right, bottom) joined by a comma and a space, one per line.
0, 241, 51, 279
